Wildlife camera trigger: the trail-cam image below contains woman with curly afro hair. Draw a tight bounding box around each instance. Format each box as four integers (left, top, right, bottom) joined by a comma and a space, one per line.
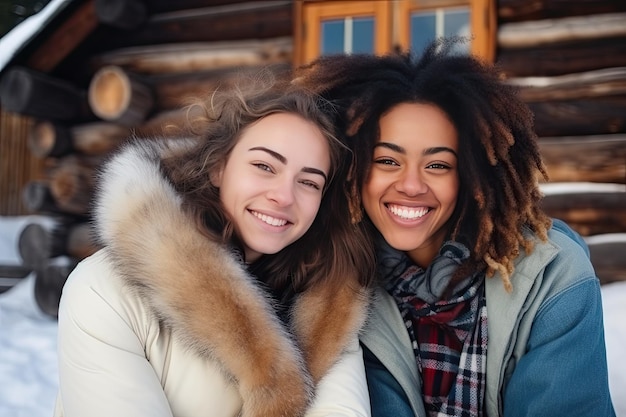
296, 39, 615, 417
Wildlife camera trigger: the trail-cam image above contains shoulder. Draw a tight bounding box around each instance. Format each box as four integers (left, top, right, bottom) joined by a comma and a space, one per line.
487, 223, 598, 313
489, 224, 600, 325
541, 224, 596, 285
59, 249, 153, 329
514, 222, 596, 290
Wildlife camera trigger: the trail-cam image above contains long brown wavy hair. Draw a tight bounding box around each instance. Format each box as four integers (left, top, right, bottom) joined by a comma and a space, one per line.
160, 72, 374, 300
296, 39, 552, 291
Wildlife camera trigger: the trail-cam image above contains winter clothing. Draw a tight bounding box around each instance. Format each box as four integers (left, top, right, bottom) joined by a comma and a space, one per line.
361, 224, 616, 417
54, 140, 371, 417
381, 241, 488, 416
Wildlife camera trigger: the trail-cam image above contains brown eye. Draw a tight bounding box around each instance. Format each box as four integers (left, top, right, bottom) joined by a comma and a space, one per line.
374, 158, 398, 166
299, 179, 321, 190
426, 163, 450, 170
252, 163, 273, 173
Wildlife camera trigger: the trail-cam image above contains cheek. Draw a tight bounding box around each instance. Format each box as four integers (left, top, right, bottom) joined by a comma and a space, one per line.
361, 171, 383, 206
441, 177, 460, 209
301, 194, 323, 226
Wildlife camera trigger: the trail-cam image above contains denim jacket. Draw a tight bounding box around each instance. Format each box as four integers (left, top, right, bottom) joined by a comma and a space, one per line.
360, 220, 616, 416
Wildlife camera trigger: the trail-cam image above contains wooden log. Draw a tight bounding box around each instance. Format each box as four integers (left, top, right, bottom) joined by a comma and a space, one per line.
18, 221, 99, 268
133, 109, 192, 138
0, 67, 93, 121
88, 65, 155, 126
98, 1, 293, 48
538, 134, 626, 184
0, 265, 33, 294
528, 95, 626, 137
46, 155, 102, 216
22, 181, 65, 215
91, 37, 293, 75
90, 63, 291, 112
26, 0, 99, 72
28, 120, 130, 158
152, 63, 291, 110
142, 0, 252, 14
586, 234, 626, 285
540, 183, 626, 236
498, 0, 626, 23
497, 36, 626, 77
509, 67, 626, 102
0, 265, 32, 279
95, 0, 147, 30
18, 223, 53, 269
34, 259, 80, 318
65, 223, 100, 260
498, 13, 626, 49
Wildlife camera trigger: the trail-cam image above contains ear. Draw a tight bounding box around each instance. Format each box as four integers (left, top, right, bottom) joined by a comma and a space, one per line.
209, 163, 224, 187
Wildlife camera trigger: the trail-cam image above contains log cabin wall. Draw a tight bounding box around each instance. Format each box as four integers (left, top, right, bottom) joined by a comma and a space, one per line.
0, 110, 44, 215
496, 0, 626, 284
0, 0, 624, 310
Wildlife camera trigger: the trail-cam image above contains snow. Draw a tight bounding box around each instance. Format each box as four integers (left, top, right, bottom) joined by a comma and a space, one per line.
540, 181, 626, 195
0, 215, 625, 416
0, 216, 59, 417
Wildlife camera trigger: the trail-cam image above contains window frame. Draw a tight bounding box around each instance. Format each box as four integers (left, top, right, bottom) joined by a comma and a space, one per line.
293, 0, 495, 66
294, 1, 392, 66
397, 0, 495, 60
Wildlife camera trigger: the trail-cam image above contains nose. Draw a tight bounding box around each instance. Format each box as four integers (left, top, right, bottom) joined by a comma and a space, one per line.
266, 178, 295, 207
395, 169, 428, 196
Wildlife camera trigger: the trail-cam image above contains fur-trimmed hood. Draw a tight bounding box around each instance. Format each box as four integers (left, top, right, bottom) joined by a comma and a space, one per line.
93, 139, 370, 417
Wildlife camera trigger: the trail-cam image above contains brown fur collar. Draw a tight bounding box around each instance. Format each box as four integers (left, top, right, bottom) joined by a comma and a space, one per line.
94, 139, 370, 417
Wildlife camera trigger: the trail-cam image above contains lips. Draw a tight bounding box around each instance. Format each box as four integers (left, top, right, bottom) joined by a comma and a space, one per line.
250, 210, 289, 227
386, 203, 430, 220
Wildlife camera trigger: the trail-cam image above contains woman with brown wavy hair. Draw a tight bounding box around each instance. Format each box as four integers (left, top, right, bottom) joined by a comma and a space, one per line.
54, 74, 375, 417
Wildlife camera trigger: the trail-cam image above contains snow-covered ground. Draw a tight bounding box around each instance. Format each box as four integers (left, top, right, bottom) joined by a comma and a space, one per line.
0, 216, 59, 417
1, 214, 625, 417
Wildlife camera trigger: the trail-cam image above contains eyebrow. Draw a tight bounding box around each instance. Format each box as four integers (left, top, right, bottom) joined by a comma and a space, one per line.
248, 146, 328, 181
374, 142, 457, 157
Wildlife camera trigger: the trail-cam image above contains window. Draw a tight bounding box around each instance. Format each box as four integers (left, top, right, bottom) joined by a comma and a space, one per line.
294, 0, 495, 66
294, 1, 391, 66
409, 7, 470, 54
321, 16, 375, 55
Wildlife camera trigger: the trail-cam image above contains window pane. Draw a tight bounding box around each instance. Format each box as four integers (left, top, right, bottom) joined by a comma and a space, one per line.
352, 17, 374, 53
410, 12, 436, 55
444, 9, 469, 37
410, 8, 470, 56
321, 16, 374, 55
321, 19, 344, 55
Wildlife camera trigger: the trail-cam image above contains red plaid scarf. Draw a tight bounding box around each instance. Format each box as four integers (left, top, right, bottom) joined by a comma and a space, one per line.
379, 240, 488, 417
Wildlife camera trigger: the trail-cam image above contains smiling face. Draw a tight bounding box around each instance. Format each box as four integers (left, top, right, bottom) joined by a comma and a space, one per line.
361, 102, 459, 268
213, 112, 331, 263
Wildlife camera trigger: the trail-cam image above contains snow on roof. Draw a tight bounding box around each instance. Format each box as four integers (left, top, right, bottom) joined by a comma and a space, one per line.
0, 0, 73, 73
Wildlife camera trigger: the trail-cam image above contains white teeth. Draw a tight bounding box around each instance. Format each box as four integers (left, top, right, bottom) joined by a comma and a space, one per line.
388, 204, 428, 220
252, 211, 287, 226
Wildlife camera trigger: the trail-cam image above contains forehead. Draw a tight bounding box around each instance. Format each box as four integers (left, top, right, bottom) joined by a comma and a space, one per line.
237, 112, 319, 143
378, 102, 458, 150
233, 112, 331, 168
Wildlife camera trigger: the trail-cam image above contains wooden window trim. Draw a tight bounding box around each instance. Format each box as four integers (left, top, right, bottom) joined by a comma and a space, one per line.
470, 0, 496, 62
294, 1, 392, 66
396, 0, 495, 62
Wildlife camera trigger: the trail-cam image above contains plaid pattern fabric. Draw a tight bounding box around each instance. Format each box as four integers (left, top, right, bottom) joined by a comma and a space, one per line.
380, 241, 488, 417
